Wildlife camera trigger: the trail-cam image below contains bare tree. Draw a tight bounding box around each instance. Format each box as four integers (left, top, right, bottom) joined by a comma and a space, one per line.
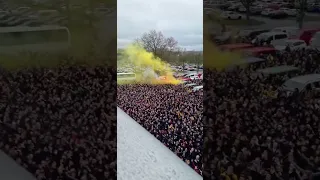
135, 30, 178, 60
240, 0, 254, 20
297, 0, 308, 28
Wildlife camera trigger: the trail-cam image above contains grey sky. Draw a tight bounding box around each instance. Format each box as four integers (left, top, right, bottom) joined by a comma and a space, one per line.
117, 0, 203, 51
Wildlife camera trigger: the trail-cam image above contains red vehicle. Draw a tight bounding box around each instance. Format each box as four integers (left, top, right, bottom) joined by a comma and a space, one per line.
179, 73, 203, 81
241, 47, 277, 56
219, 43, 254, 51
298, 28, 320, 45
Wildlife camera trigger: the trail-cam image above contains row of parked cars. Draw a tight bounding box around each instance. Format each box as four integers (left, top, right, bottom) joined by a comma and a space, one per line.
221, 2, 298, 19
172, 65, 203, 72
0, 3, 113, 27
305, 2, 320, 13
214, 26, 320, 49
0, 8, 68, 26
221, 0, 320, 13
218, 10, 293, 20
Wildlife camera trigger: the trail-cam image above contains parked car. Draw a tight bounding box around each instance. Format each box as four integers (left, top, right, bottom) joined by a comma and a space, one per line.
192, 85, 203, 92
281, 74, 320, 96
220, 2, 233, 10
220, 11, 242, 20
238, 6, 247, 12
227, 3, 242, 11
261, 8, 275, 16
272, 39, 307, 51
252, 32, 288, 45
242, 47, 278, 57
269, 10, 288, 19
272, 27, 299, 38
279, 3, 294, 8
280, 8, 297, 16
307, 3, 320, 12
238, 29, 270, 40
219, 43, 254, 51
299, 28, 320, 45
250, 6, 262, 15
253, 66, 300, 80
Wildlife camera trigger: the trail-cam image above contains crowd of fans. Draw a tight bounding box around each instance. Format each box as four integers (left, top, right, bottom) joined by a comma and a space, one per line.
204, 42, 320, 179
0, 65, 117, 180
117, 80, 203, 175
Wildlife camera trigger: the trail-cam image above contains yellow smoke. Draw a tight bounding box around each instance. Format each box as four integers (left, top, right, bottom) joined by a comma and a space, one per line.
118, 44, 181, 84
204, 15, 243, 70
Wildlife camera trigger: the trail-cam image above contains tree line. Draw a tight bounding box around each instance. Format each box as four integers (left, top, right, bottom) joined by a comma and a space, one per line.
130, 30, 203, 66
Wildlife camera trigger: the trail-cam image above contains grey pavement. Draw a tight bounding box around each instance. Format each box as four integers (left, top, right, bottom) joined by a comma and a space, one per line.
0, 150, 36, 180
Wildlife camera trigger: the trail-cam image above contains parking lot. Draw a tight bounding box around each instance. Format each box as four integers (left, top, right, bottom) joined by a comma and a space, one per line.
0, 0, 114, 27
204, 0, 320, 29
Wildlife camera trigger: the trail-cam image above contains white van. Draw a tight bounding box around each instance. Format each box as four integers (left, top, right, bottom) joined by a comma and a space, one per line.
310, 31, 320, 50
184, 83, 197, 87
192, 85, 203, 92
281, 74, 320, 96
272, 39, 307, 51
252, 32, 288, 45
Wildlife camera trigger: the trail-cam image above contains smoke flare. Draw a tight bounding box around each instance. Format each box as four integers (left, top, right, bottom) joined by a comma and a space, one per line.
118, 44, 181, 84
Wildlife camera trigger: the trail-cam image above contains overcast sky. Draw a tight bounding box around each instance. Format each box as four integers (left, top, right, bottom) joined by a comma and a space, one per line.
117, 0, 203, 51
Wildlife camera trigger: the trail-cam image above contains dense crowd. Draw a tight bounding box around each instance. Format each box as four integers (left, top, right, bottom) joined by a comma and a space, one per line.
204, 47, 320, 180
117, 80, 203, 175
0, 65, 117, 180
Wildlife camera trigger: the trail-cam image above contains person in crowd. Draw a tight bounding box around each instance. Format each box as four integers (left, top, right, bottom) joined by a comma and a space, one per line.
204, 44, 320, 180
117, 79, 203, 175
0, 65, 117, 180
